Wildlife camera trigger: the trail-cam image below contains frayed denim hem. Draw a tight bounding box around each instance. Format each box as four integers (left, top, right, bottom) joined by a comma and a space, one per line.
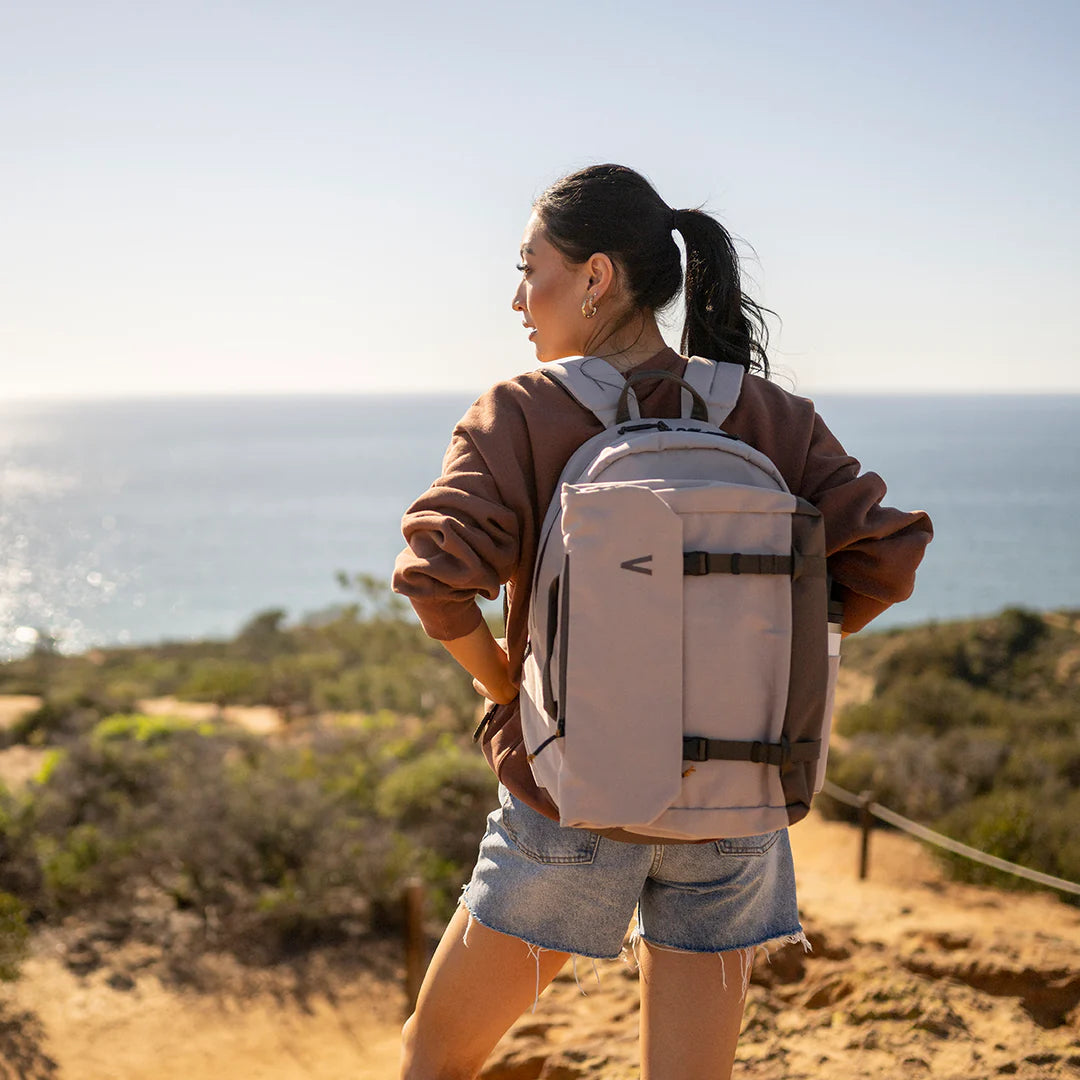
625, 924, 811, 1002
457, 890, 617, 1012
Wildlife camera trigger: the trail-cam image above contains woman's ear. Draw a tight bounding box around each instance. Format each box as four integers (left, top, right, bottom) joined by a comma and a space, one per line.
586, 252, 616, 300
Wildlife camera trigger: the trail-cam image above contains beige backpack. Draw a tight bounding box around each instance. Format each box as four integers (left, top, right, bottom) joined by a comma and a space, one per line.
519, 356, 842, 839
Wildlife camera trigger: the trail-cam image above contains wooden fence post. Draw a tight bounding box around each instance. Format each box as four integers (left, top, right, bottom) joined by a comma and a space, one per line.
858, 790, 874, 880
403, 878, 426, 1016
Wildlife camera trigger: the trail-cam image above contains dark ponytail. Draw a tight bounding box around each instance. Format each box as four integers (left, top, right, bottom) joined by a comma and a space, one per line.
533, 164, 771, 377
674, 208, 771, 376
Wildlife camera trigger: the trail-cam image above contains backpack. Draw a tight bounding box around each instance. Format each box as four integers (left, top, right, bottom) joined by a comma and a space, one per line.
518, 355, 843, 840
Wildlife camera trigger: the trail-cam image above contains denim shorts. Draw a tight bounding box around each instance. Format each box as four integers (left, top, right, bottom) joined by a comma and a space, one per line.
461, 786, 805, 960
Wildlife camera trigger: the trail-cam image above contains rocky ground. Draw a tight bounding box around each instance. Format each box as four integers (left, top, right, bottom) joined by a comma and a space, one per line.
1, 812, 1077, 1079
476, 815, 1080, 1080
2, 682, 1079, 1079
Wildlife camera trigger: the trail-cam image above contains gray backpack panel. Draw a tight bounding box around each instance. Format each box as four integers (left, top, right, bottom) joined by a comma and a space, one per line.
519, 355, 835, 839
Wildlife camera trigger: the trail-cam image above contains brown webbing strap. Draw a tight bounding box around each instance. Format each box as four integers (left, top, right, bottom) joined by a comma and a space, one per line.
682, 735, 821, 774
682, 551, 827, 578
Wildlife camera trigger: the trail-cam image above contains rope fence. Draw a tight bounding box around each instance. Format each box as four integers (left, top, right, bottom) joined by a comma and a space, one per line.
819, 779, 1080, 898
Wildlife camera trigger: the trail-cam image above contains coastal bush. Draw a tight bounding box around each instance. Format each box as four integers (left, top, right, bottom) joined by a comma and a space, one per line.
866, 607, 1053, 700
375, 735, 497, 882
954, 607, 1048, 691
0, 782, 41, 905
4, 686, 138, 747
233, 608, 293, 661
825, 607, 1080, 900
999, 734, 1080, 788
1, 705, 494, 956
826, 728, 1008, 824
0, 892, 29, 982
837, 674, 1012, 736
934, 787, 1080, 895
0, 580, 482, 747
179, 659, 268, 705
0, 578, 502, 959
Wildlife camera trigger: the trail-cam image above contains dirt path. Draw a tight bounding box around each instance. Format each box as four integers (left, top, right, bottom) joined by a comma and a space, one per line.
5, 810, 1078, 1079
5, 946, 404, 1080
475, 814, 1080, 1079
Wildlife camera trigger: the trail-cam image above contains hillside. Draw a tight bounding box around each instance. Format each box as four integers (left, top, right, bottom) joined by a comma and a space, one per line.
1, 603, 1079, 1077
2, 810, 1077, 1080
825, 608, 1080, 894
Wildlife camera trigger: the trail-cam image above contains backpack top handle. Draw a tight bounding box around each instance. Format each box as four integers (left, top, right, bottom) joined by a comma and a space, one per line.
615, 369, 710, 425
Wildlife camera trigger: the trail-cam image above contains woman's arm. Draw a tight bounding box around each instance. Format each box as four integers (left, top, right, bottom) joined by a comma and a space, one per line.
440, 618, 518, 704
801, 414, 933, 634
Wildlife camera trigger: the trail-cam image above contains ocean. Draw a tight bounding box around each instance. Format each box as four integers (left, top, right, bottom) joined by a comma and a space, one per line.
1, 392, 1078, 660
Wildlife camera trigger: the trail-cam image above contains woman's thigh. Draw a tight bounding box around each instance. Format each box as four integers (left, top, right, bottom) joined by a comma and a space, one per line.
401, 904, 571, 1080
638, 940, 752, 1080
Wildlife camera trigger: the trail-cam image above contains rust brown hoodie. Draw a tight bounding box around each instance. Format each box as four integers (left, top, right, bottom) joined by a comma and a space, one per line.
393, 348, 933, 818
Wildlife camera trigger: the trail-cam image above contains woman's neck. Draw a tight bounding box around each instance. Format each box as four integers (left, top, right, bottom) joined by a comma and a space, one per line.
586, 313, 670, 374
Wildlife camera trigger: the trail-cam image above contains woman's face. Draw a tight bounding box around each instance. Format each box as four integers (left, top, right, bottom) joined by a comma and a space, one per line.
512, 213, 594, 363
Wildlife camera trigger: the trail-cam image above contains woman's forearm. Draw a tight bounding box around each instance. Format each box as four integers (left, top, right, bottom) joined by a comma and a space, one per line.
440, 618, 518, 704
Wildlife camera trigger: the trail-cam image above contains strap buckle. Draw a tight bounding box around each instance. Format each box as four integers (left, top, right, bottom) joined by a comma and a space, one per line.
682, 736, 709, 762
683, 551, 709, 576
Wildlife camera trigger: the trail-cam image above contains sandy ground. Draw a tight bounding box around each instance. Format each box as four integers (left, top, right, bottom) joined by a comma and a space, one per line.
0, 696, 41, 730
2, 943, 403, 1080
2, 810, 1077, 1080
2, 687, 1079, 1078
475, 817, 1080, 1079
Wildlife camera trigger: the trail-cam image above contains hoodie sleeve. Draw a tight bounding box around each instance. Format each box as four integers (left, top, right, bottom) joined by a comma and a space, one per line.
391, 390, 524, 641
802, 412, 934, 633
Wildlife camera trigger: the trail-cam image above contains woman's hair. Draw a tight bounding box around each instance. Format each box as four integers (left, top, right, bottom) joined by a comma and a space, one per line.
533, 164, 771, 376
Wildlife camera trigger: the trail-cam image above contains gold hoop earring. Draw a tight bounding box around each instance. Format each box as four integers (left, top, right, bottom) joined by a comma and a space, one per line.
582, 294, 598, 319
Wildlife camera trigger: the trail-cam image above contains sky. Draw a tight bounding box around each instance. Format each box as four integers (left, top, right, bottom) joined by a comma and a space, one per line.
1, 0, 1077, 398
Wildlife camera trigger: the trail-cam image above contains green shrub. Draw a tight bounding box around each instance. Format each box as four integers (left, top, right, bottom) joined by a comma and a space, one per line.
179, 659, 267, 704
955, 607, 1048, 689
1, 705, 495, 953
933, 787, 1080, 898
37, 824, 132, 910
0, 892, 29, 981
0, 577, 482, 733
6, 686, 138, 747
838, 674, 1012, 737
92, 712, 216, 744
826, 725, 1010, 823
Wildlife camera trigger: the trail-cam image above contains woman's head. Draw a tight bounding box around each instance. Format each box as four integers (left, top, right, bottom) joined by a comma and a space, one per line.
513, 164, 770, 374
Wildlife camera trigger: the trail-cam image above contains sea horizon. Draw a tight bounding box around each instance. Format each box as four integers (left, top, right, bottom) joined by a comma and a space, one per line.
2, 391, 1078, 659
5, 388, 1080, 404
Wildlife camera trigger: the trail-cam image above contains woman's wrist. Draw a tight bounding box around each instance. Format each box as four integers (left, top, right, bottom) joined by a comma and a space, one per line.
478, 677, 518, 705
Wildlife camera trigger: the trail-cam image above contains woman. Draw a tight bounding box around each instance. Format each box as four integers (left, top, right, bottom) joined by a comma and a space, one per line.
392, 164, 932, 1079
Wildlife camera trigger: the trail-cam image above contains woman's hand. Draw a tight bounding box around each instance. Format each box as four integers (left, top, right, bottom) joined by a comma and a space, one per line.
472, 679, 517, 706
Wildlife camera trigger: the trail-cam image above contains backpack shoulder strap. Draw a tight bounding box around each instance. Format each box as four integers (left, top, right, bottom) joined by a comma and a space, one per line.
681, 357, 744, 427
540, 355, 627, 428
543, 354, 745, 429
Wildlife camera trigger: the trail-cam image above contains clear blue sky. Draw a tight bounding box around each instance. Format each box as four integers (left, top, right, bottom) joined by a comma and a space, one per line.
2, 0, 1077, 397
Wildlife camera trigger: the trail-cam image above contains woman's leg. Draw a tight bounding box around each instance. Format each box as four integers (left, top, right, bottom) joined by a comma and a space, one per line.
400, 904, 572, 1080
638, 941, 752, 1080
